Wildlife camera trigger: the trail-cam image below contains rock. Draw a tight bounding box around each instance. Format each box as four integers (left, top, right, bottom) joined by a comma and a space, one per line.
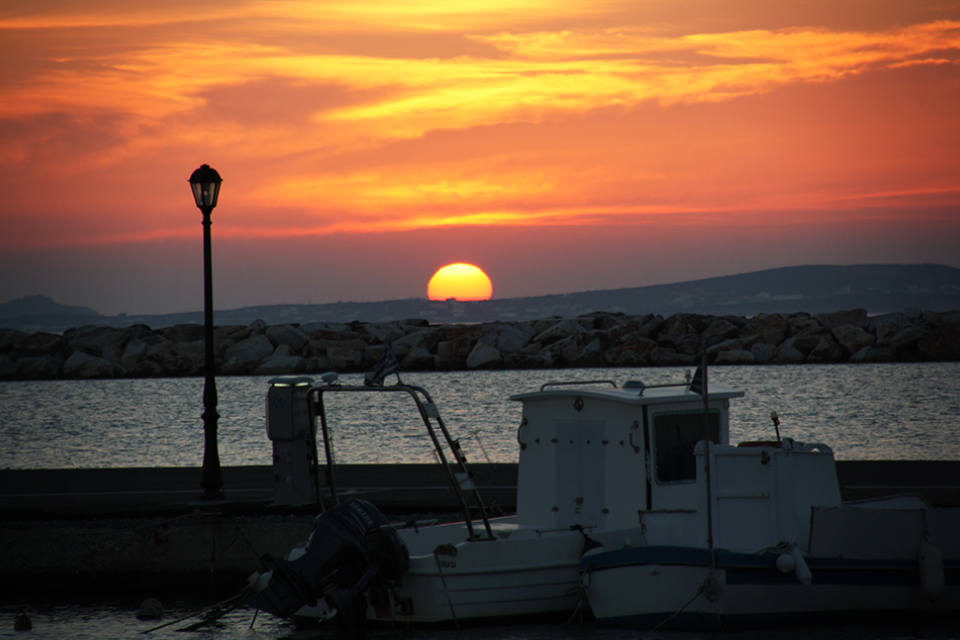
872, 314, 924, 348
16, 354, 62, 378
301, 356, 332, 373
663, 313, 713, 334
606, 349, 646, 366
266, 324, 309, 352
849, 346, 895, 363
63, 350, 115, 378
130, 360, 165, 376
163, 323, 205, 343
101, 345, 128, 376
773, 344, 806, 364
879, 323, 929, 350
395, 328, 440, 354
647, 347, 696, 366
917, 321, 960, 361
0, 354, 16, 378
561, 332, 607, 362
327, 345, 364, 370
65, 326, 129, 355
571, 338, 605, 366
786, 313, 819, 335
531, 317, 562, 334
249, 319, 269, 333
659, 333, 702, 355
224, 334, 274, 365
707, 334, 761, 356
750, 343, 775, 363
806, 338, 845, 363
467, 343, 502, 369
437, 337, 477, 358
121, 341, 149, 369
504, 350, 557, 369
701, 318, 742, 347
831, 324, 876, 356
0, 328, 31, 353
715, 349, 756, 365
215, 324, 251, 344
364, 322, 409, 342
593, 312, 632, 331
739, 313, 789, 345
10, 332, 62, 357
307, 338, 368, 358
783, 327, 832, 355
482, 323, 536, 354
533, 319, 586, 344
604, 337, 658, 365
255, 344, 304, 374
401, 346, 434, 370
814, 308, 868, 330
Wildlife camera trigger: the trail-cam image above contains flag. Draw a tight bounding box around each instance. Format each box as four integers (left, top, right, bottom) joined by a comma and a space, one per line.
370, 342, 400, 386
689, 365, 704, 395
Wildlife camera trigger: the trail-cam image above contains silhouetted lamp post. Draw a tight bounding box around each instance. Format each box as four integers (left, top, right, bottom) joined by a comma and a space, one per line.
189, 164, 224, 500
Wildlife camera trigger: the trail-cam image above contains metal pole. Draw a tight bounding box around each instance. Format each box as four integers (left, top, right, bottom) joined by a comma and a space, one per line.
200, 206, 223, 499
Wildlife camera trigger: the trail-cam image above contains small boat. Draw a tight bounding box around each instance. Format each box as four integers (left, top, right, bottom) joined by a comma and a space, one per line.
580, 372, 960, 629
247, 373, 594, 627
245, 368, 959, 630
248, 370, 746, 627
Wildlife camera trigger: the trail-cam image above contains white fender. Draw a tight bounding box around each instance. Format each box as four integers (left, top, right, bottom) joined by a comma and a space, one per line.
801, 442, 833, 453
775, 553, 795, 573
919, 538, 945, 603
790, 544, 812, 585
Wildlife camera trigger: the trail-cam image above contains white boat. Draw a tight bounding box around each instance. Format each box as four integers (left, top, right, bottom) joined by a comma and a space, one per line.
246, 369, 959, 630
579, 373, 960, 629
248, 374, 600, 627
248, 371, 743, 627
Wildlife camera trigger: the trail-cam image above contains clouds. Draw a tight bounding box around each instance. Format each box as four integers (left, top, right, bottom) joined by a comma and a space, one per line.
1, 0, 959, 313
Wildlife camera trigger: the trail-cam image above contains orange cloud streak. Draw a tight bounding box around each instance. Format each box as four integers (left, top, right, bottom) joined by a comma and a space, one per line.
1, 1, 959, 250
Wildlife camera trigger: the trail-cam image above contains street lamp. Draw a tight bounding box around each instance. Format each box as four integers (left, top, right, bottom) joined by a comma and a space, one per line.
189, 164, 224, 500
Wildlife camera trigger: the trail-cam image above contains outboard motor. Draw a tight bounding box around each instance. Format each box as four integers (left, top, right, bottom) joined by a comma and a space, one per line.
248, 499, 409, 626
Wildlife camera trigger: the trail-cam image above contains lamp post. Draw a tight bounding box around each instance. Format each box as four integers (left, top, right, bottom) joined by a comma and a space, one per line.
189, 164, 224, 500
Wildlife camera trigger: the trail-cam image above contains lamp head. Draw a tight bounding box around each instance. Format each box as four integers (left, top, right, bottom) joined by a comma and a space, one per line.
189, 164, 222, 210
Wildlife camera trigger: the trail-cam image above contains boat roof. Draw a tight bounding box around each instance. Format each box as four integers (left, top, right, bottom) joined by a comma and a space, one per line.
510, 382, 744, 406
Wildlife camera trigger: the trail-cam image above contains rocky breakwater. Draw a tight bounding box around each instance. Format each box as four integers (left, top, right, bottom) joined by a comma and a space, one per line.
1, 308, 958, 381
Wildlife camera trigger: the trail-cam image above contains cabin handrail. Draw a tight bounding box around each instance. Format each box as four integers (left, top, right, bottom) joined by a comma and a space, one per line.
635, 382, 692, 395
540, 380, 618, 391
309, 383, 495, 541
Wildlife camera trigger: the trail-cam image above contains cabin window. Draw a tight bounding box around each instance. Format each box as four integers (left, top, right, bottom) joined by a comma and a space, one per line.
653, 411, 720, 484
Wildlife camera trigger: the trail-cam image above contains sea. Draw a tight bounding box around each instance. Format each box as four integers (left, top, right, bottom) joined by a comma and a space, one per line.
1, 362, 959, 639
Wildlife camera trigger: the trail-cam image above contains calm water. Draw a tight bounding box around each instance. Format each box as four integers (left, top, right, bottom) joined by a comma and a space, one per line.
1, 600, 958, 640
1, 363, 959, 470
2, 364, 960, 638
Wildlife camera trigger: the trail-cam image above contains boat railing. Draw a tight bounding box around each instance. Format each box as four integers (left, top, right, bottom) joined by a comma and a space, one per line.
633, 382, 693, 395
540, 380, 618, 391
308, 382, 495, 541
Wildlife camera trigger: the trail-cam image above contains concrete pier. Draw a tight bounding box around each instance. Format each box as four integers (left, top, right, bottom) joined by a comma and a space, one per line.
1, 462, 957, 598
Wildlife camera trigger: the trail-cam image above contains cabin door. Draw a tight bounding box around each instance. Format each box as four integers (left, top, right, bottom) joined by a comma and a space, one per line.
555, 420, 606, 529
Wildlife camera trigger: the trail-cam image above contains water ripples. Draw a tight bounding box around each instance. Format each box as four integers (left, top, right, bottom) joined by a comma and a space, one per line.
1, 363, 957, 469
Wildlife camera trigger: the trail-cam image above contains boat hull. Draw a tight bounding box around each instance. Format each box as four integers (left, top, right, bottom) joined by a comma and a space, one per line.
289, 519, 588, 625
583, 546, 960, 630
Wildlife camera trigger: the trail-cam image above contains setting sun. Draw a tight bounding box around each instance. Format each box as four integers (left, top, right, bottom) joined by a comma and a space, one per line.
427, 263, 493, 301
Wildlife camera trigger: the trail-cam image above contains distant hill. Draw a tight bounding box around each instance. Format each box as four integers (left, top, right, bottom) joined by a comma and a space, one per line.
0, 295, 101, 319
3, 264, 959, 333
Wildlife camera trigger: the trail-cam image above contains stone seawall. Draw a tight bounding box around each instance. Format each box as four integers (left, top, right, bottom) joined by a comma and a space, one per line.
2, 308, 958, 380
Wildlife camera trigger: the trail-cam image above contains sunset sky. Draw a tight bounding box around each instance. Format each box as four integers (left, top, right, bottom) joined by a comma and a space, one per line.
2, 0, 959, 316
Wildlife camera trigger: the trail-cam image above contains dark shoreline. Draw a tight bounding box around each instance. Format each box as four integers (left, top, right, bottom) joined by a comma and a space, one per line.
2, 307, 958, 381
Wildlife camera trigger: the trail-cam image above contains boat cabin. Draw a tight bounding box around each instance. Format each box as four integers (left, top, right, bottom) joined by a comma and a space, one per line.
511, 380, 744, 530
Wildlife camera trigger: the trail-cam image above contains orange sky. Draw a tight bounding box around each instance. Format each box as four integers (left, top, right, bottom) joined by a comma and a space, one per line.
1, 0, 959, 315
